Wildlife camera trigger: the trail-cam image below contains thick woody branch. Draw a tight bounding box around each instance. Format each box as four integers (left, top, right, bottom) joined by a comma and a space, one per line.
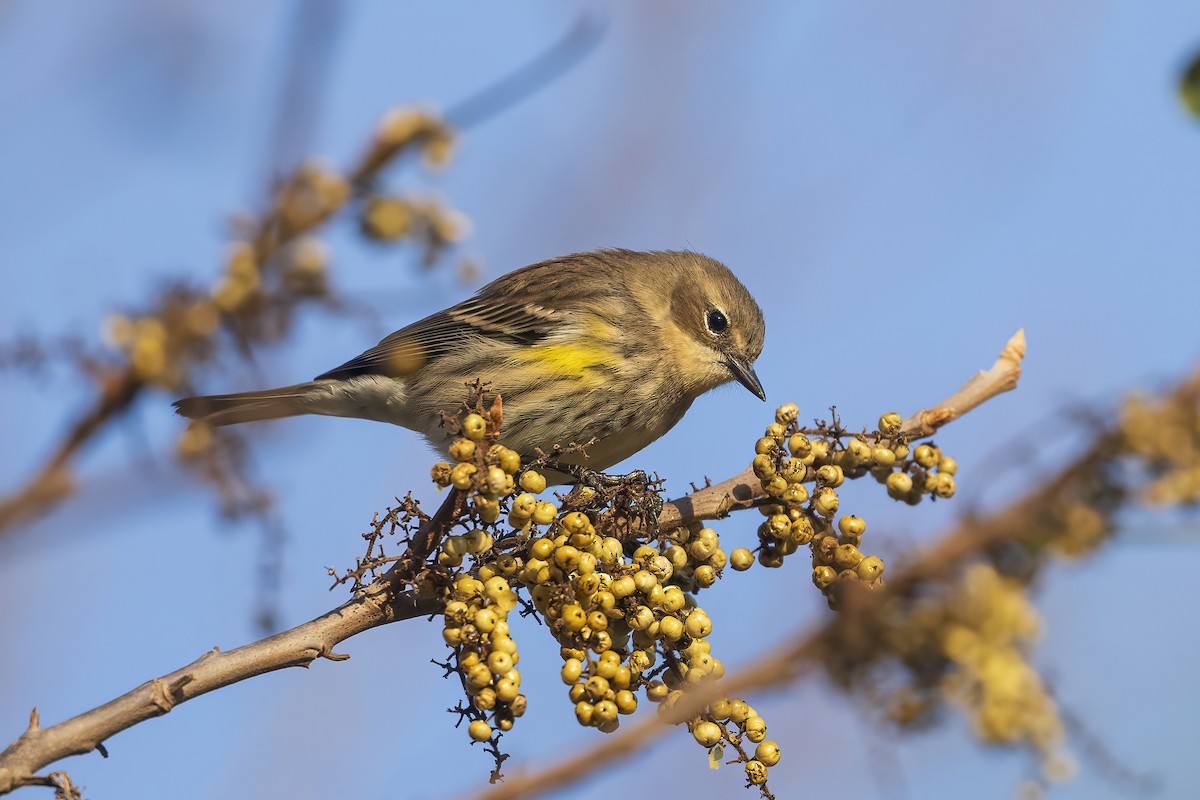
0, 491, 461, 795
658, 329, 1026, 530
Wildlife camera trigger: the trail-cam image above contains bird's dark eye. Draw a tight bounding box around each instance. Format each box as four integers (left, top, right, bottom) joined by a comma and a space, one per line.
706, 309, 729, 335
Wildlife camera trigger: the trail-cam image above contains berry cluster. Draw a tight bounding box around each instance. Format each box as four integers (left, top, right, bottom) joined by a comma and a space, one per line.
422, 402, 783, 793
743, 404, 958, 607
410, 399, 967, 794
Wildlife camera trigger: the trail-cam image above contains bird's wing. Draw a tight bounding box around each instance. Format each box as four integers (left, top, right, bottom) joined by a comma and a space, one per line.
314, 297, 562, 380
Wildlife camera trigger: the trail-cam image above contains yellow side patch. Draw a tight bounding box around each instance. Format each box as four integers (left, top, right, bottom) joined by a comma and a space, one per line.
516, 341, 613, 382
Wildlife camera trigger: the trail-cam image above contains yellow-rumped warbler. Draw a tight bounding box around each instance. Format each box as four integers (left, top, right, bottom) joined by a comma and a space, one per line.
174, 249, 765, 472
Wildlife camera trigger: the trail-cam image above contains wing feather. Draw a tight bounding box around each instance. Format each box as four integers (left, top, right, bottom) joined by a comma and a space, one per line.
314, 298, 562, 380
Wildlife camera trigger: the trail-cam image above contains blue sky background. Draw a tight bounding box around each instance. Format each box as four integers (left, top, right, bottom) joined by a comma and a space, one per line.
1, 2, 1198, 799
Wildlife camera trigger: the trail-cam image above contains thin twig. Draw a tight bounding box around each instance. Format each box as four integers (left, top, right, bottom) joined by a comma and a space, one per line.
0, 492, 461, 794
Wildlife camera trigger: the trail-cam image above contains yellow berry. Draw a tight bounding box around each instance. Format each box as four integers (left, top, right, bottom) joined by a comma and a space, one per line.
745, 759, 768, 785
694, 565, 716, 588
462, 414, 487, 441
752, 454, 776, 481
473, 687, 496, 711
775, 402, 800, 425
878, 411, 903, 436
450, 462, 477, 490
937, 456, 958, 475
692, 720, 724, 748
886, 472, 913, 498
817, 464, 844, 487
857, 555, 885, 581
488, 651, 513, 675
813, 487, 839, 517
787, 433, 812, 458
529, 538, 554, 560
464, 529, 493, 554
531, 501, 558, 526
498, 449, 521, 474
779, 459, 806, 484
834, 543, 864, 569
758, 548, 785, 568
812, 565, 836, 590
495, 678, 519, 703
560, 604, 586, 632
684, 610, 712, 639
744, 715, 767, 743
730, 548, 754, 571
594, 699, 618, 724
448, 438, 475, 462
430, 462, 452, 486
838, 515, 867, 537
468, 719, 492, 741
914, 444, 938, 468
519, 469, 547, 493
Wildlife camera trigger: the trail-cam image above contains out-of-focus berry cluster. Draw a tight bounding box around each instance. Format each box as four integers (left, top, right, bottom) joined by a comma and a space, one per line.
1120, 389, 1200, 507
884, 564, 1070, 783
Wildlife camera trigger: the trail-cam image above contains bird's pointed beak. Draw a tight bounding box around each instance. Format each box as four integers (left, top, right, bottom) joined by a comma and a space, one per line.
725, 356, 766, 401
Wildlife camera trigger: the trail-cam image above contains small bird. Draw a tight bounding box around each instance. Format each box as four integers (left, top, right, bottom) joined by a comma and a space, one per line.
174, 249, 765, 474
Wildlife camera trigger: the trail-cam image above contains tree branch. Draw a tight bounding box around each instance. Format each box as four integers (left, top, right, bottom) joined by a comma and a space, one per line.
0, 491, 462, 795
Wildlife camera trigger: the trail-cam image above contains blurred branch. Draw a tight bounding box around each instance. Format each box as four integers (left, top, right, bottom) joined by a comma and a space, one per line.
445, 13, 606, 130
658, 329, 1026, 530
0, 13, 607, 536
0, 332, 1025, 795
0, 108, 454, 536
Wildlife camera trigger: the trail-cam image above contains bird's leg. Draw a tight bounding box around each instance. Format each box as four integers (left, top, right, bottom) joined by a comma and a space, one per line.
556, 465, 664, 534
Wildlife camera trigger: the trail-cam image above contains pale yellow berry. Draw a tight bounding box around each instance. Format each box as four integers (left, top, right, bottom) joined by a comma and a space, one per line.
531, 501, 558, 526
857, 555, 885, 581
693, 720, 724, 748
813, 487, 839, 517
448, 438, 476, 462
744, 715, 767, 743
468, 719, 492, 741
462, 414, 487, 441
497, 448, 521, 474
450, 462, 477, 490
886, 471, 913, 499
787, 433, 812, 458
775, 402, 800, 425
495, 678, 519, 703
519, 470, 547, 493
745, 759, 768, 785
684, 610, 712, 639
914, 444, 938, 468
730, 548, 754, 571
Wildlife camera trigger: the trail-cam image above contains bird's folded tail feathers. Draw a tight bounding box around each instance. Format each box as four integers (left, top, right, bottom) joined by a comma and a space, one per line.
172, 383, 318, 427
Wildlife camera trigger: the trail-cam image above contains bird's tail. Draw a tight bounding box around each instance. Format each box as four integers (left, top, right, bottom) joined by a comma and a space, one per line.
172, 383, 320, 427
